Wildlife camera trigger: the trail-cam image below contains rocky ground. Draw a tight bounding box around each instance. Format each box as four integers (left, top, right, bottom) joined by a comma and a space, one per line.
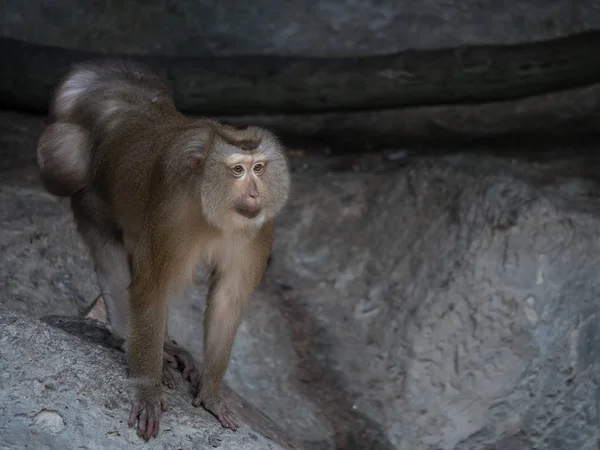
2, 109, 600, 449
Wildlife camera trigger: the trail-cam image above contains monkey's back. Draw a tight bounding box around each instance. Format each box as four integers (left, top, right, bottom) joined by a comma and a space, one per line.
90, 109, 194, 239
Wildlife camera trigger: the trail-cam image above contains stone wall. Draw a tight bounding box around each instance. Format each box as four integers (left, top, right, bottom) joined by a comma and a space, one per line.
3, 0, 600, 56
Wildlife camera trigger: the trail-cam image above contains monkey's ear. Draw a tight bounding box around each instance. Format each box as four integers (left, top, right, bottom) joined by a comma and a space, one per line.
189, 152, 205, 172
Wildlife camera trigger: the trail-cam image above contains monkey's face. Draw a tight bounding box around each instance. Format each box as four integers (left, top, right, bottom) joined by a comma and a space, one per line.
199, 131, 290, 230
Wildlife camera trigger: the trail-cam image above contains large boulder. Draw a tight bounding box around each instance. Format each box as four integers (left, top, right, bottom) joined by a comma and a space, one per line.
257, 155, 600, 449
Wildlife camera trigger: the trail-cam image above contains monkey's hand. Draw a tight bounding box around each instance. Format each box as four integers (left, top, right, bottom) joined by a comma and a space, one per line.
192, 388, 238, 431
163, 339, 201, 389
127, 388, 168, 440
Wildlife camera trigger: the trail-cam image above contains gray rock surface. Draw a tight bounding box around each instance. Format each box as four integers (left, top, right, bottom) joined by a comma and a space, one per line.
2, 110, 600, 448
0, 305, 282, 450
3, 0, 600, 56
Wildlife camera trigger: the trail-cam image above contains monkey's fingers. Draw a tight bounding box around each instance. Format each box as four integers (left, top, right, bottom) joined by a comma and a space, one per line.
137, 406, 150, 439
127, 402, 140, 428
162, 365, 176, 389
128, 397, 167, 440
163, 341, 200, 387
145, 414, 158, 440
194, 395, 239, 431
217, 408, 239, 431
182, 366, 200, 388
163, 350, 178, 369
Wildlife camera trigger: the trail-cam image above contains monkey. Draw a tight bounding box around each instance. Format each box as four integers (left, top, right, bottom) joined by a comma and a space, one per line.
36, 60, 291, 440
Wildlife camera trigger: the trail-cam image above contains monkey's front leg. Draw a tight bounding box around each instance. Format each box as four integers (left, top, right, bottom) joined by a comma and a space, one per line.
192, 270, 250, 430
127, 279, 169, 440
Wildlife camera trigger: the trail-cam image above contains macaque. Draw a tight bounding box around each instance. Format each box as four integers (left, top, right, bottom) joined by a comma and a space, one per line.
36, 60, 291, 440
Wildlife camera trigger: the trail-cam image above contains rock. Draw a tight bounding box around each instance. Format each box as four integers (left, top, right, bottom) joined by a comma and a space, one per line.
0, 305, 287, 450
2, 0, 600, 56
2, 110, 600, 448
220, 154, 600, 449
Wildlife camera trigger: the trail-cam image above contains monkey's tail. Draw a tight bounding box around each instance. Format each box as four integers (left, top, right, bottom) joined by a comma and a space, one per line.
37, 122, 92, 197
37, 60, 172, 197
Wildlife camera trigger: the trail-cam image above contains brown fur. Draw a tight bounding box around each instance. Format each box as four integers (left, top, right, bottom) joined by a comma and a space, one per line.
37, 60, 291, 440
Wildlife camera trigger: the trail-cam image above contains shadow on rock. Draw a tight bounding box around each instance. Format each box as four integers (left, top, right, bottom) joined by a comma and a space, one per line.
271, 282, 396, 450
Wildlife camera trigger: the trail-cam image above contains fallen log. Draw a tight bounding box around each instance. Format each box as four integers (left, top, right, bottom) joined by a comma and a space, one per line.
3, 31, 600, 115
208, 82, 600, 151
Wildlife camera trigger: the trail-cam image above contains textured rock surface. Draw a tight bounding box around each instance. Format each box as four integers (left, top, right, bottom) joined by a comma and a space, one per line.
0, 305, 283, 450
2, 110, 600, 448
3, 0, 600, 56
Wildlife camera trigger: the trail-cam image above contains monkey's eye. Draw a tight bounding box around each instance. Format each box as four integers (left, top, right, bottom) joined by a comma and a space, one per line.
231, 165, 245, 177
253, 163, 264, 175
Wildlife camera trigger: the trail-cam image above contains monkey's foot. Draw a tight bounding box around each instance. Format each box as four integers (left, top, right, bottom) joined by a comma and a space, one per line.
127, 394, 168, 440
192, 394, 239, 431
162, 355, 177, 389
163, 339, 200, 387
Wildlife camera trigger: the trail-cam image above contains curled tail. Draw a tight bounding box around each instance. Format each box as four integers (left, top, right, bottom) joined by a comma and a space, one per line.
37, 59, 174, 197
37, 122, 92, 196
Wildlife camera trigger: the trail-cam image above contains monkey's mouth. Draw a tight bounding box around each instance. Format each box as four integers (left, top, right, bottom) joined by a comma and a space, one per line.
236, 205, 261, 219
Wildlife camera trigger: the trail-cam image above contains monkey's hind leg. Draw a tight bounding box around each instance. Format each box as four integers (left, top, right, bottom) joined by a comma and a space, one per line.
72, 208, 131, 342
